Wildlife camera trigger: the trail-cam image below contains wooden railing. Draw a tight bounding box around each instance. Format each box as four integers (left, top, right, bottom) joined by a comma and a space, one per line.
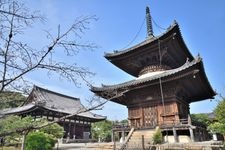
112, 123, 130, 131
160, 118, 190, 128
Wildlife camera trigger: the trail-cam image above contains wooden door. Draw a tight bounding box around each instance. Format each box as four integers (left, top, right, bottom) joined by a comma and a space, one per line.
143, 106, 158, 127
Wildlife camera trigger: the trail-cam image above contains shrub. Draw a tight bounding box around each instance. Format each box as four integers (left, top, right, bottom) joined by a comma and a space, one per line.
152, 128, 162, 144
25, 132, 55, 150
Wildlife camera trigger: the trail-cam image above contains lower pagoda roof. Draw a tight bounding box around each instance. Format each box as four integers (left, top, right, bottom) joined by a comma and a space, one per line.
91, 56, 216, 104
1, 86, 106, 121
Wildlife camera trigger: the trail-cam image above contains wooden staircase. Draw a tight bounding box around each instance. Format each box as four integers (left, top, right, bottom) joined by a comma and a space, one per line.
121, 128, 156, 150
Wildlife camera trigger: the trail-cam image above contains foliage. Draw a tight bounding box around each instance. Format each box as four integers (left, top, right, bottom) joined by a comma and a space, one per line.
0, 115, 64, 142
40, 123, 64, 139
208, 98, 225, 135
208, 122, 225, 134
191, 113, 212, 127
91, 120, 113, 142
214, 98, 225, 123
0, 91, 26, 109
0, 115, 41, 142
152, 128, 162, 144
120, 119, 128, 124
25, 132, 55, 150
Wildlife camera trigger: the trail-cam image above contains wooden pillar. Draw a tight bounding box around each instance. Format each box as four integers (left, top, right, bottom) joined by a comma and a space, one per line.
47, 111, 49, 120
141, 135, 145, 150
172, 127, 178, 143
111, 130, 114, 142
113, 131, 116, 150
68, 119, 71, 139
40, 110, 43, 118
122, 130, 125, 142
82, 119, 84, 139
189, 127, 194, 142
62, 118, 66, 138
73, 120, 76, 139
52, 112, 55, 121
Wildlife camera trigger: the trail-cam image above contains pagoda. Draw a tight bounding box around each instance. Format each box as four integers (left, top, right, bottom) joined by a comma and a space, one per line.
91, 7, 215, 143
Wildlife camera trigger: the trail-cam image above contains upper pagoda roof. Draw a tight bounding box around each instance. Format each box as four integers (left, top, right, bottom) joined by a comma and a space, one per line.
91, 56, 216, 104
104, 21, 194, 77
1, 86, 105, 121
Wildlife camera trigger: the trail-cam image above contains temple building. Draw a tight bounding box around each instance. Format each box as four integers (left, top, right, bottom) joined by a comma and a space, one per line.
91, 7, 215, 144
1, 86, 105, 139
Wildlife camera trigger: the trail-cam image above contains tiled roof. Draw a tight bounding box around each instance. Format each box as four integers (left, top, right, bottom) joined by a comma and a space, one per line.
91, 56, 202, 92
104, 21, 193, 60
0, 103, 36, 115
1, 86, 106, 120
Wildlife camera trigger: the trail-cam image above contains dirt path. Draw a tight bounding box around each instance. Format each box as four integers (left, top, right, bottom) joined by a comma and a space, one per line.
54, 142, 121, 150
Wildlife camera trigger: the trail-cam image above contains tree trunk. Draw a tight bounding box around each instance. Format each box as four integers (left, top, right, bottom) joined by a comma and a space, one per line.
21, 132, 28, 150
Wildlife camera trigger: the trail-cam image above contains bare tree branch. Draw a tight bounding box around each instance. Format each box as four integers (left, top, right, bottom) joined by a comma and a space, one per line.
0, 0, 98, 92
0, 0, 105, 139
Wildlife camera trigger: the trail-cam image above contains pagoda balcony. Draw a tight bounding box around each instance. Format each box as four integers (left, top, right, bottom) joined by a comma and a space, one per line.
112, 122, 130, 132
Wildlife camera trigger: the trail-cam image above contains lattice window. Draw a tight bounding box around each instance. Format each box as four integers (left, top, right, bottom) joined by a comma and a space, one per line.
143, 106, 157, 127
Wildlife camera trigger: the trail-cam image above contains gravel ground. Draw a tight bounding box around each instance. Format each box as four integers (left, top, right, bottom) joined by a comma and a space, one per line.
54, 142, 122, 150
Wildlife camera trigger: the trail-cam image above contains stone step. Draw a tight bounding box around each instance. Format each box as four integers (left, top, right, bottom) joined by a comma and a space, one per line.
122, 129, 156, 150
132, 132, 155, 135
130, 136, 152, 140
129, 138, 152, 141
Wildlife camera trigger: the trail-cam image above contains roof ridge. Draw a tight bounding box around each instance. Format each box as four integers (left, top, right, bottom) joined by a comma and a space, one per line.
34, 85, 80, 101
104, 22, 178, 58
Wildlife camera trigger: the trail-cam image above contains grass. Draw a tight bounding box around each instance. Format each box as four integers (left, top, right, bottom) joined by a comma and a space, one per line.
0, 146, 21, 150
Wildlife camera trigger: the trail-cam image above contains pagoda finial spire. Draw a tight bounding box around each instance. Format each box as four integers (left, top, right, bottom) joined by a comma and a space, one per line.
146, 6, 154, 38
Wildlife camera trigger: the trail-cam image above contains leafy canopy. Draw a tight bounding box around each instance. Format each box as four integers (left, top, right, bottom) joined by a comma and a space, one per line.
208, 98, 225, 134
25, 132, 55, 150
0, 115, 64, 141
191, 113, 212, 127
0, 91, 26, 109
91, 120, 113, 142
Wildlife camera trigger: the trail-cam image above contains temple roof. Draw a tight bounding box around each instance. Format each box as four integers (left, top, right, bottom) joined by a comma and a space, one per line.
104, 21, 194, 77
92, 56, 200, 91
1, 86, 105, 121
91, 56, 216, 104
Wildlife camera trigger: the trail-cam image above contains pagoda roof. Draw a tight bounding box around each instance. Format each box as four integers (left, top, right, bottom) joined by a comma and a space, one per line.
91, 56, 216, 104
1, 86, 105, 121
104, 21, 194, 77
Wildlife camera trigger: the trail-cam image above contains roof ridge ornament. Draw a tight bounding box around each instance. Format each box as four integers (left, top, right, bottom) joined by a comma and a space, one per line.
146, 6, 154, 38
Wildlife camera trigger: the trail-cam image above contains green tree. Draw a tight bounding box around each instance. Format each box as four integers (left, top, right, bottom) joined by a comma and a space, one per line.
25, 132, 55, 150
0, 115, 64, 145
91, 120, 113, 142
0, 115, 38, 143
0, 91, 26, 109
152, 128, 162, 144
120, 119, 128, 125
39, 123, 64, 139
208, 98, 225, 135
191, 113, 211, 127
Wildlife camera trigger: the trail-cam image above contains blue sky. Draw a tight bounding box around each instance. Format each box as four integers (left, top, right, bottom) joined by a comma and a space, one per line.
24, 0, 225, 120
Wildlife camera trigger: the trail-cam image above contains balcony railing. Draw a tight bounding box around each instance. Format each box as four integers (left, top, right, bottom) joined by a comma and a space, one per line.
112, 123, 130, 131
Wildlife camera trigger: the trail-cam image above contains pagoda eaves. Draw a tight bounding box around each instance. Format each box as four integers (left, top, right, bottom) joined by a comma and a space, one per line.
91, 56, 216, 105
105, 22, 194, 77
